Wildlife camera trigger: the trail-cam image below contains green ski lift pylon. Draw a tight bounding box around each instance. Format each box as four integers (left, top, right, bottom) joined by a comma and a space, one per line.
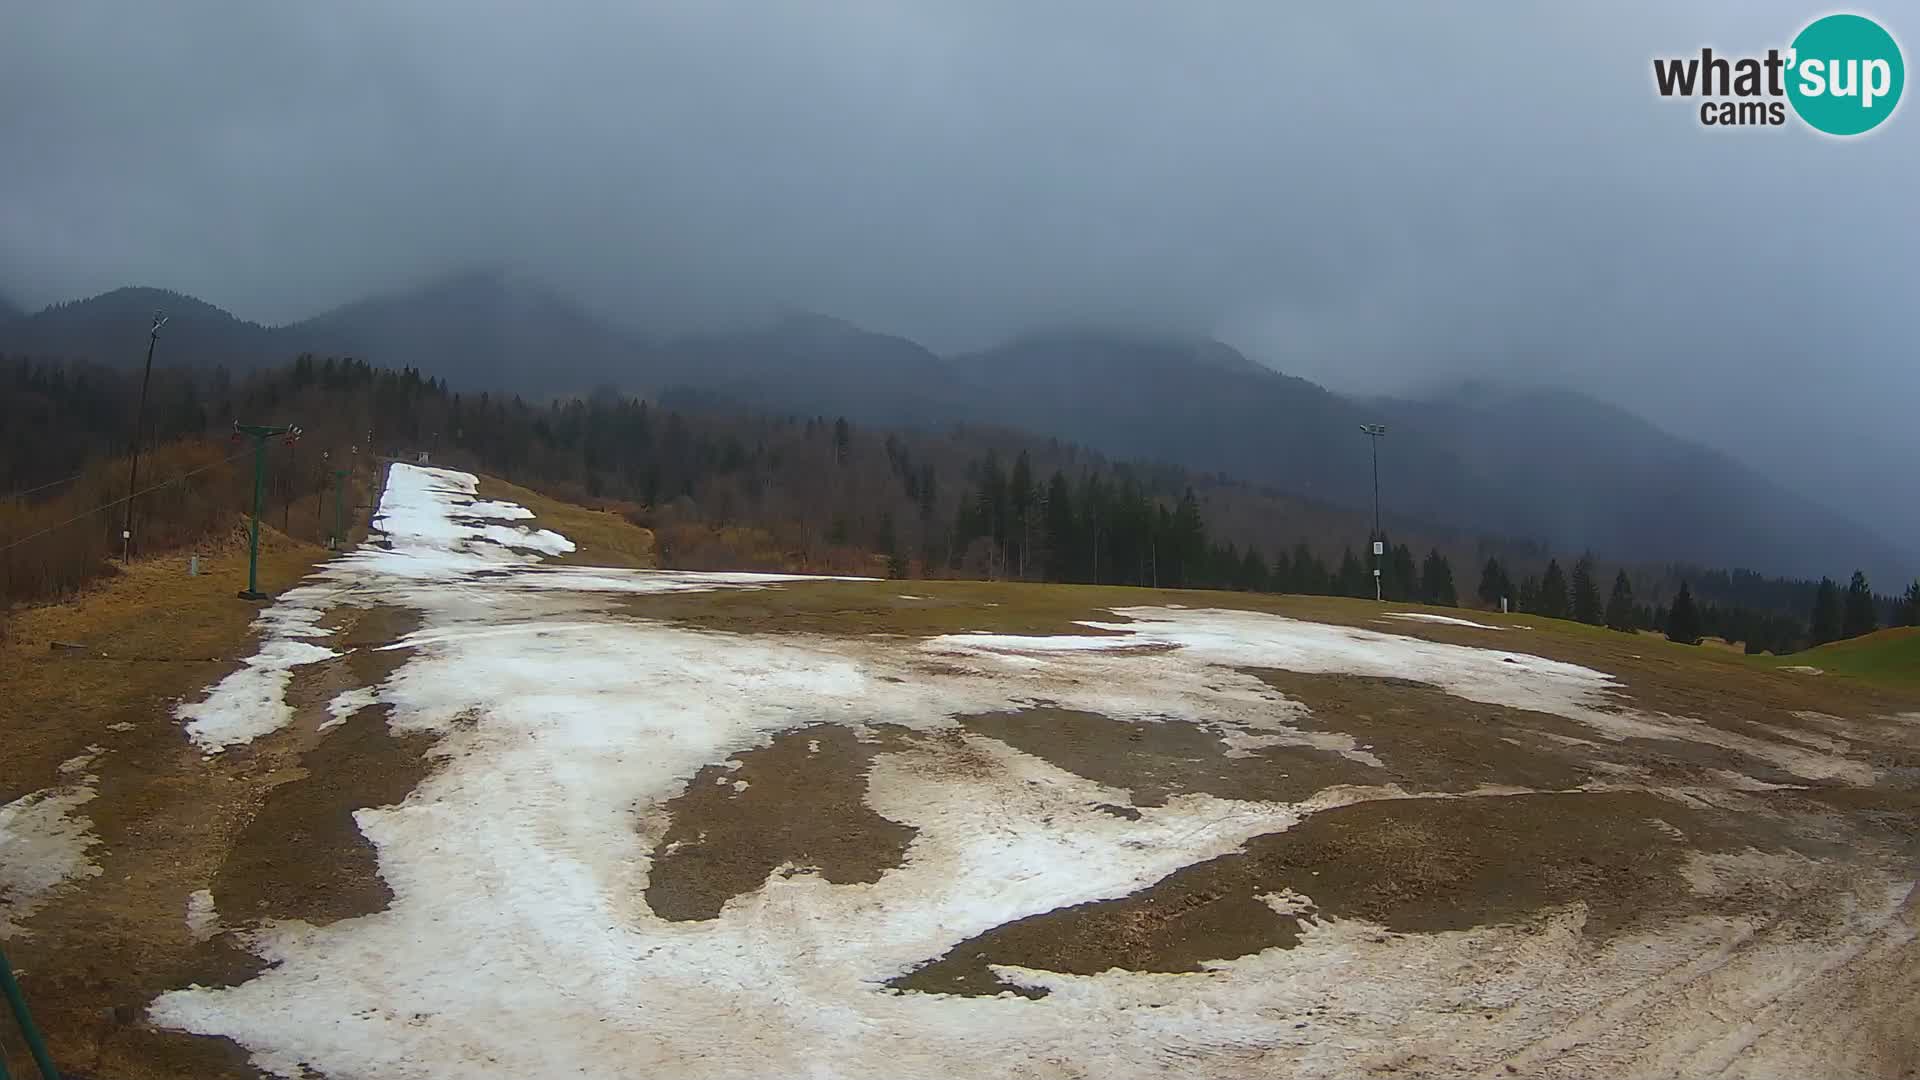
1, 945, 60, 1079
233, 422, 300, 600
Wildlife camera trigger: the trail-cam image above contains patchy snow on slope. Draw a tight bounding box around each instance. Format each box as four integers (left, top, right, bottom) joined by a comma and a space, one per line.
173, 466, 878, 755
1380, 611, 1505, 630
933, 608, 1621, 726
148, 462, 1895, 1079
0, 756, 102, 937
455, 499, 534, 520
321, 686, 380, 732
176, 637, 338, 751
476, 523, 575, 555
931, 632, 1153, 653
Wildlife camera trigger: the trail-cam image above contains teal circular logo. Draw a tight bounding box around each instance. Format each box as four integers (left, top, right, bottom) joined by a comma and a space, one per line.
1787, 14, 1904, 135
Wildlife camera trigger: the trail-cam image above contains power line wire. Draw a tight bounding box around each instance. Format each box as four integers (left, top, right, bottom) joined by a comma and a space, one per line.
3, 471, 87, 501
0, 444, 258, 556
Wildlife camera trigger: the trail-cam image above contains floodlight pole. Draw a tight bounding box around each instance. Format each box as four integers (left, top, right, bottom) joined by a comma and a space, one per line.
1361, 424, 1387, 602
122, 311, 168, 563
235, 422, 298, 600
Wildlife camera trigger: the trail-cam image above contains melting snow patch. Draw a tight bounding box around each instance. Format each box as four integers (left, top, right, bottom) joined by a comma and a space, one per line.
150, 461, 1887, 1079
929, 632, 1154, 654
477, 524, 575, 555
321, 686, 381, 732
1379, 612, 1504, 630
177, 637, 338, 752
935, 608, 1626, 725
0, 775, 102, 936
457, 499, 535, 520
186, 889, 221, 942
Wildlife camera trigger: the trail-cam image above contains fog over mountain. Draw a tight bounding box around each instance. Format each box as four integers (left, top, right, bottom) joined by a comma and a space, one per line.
3, 3, 1915, 542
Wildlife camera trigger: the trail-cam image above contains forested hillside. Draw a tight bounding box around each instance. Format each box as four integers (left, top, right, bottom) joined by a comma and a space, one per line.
7, 353, 1913, 656
7, 275, 1912, 585
3, 353, 1476, 602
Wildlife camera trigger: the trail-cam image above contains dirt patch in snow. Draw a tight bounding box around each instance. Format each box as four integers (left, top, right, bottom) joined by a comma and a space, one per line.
1244, 670, 1597, 792
1599, 735, 1819, 787
961, 707, 1374, 806
212, 706, 436, 926
644, 724, 918, 921
316, 603, 422, 662
891, 790, 1763, 998
614, 577, 1136, 640
1760, 783, 1920, 862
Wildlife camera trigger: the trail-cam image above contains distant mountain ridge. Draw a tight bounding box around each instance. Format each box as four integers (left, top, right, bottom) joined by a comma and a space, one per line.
1369, 383, 1912, 585
3, 273, 1912, 583
0, 286, 306, 369
286, 269, 644, 391
0, 273, 636, 390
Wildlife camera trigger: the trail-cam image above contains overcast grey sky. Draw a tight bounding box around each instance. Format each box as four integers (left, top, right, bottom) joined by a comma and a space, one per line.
2, 2, 1915, 539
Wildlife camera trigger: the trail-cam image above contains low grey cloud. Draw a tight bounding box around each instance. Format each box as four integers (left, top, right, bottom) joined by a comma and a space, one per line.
3, 1, 1914, 540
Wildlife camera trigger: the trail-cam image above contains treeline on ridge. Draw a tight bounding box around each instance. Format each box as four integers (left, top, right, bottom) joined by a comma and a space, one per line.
4, 353, 1914, 655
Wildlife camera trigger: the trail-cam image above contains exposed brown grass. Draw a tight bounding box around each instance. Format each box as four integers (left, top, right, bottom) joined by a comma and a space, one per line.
0, 524, 339, 1077
476, 475, 657, 568
2, 438, 380, 609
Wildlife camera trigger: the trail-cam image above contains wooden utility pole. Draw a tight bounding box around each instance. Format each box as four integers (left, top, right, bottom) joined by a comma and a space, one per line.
121, 311, 168, 562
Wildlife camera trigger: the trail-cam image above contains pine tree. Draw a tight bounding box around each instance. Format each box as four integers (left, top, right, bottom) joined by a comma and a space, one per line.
1841, 570, 1878, 639
1517, 575, 1539, 613
1603, 570, 1637, 632
1537, 559, 1570, 619
1666, 581, 1702, 645
916, 465, 936, 521
832, 417, 851, 464
1477, 557, 1511, 609
1009, 451, 1034, 579
876, 512, 905, 578
1809, 577, 1842, 646
1042, 471, 1075, 581
1269, 548, 1293, 594
1388, 542, 1418, 602
1238, 547, 1269, 592
1901, 581, 1920, 628
1169, 489, 1206, 588
1420, 549, 1457, 606
1337, 547, 1368, 598
1293, 543, 1327, 594
1570, 555, 1603, 625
